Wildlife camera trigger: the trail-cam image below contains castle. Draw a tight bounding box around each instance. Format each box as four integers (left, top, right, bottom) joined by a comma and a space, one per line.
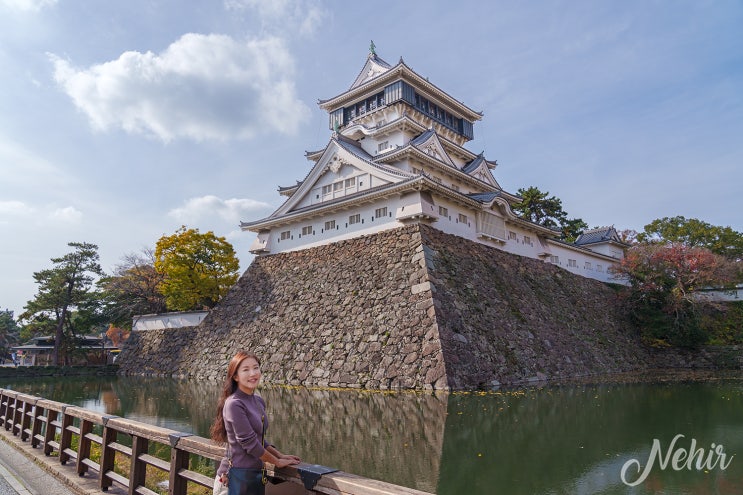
241, 46, 626, 283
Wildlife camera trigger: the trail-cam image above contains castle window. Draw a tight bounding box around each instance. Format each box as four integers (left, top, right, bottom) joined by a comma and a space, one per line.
325, 220, 336, 230
349, 214, 361, 225
550, 255, 560, 264
333, 182, 343, 191
377, 141, 389, 152
280, 231, 291, 241
438, 206, 448, 217
375, 207, 388, 218
584, 262, 592, 270
508, 231, 517, 240
568, 259, 577, 268
345, 177, 356, 188
301, 225, 313, 236
596, 264, 603, 272
523, 236, 531, 246
322, 184, 332, 195
458, 213, 468, 224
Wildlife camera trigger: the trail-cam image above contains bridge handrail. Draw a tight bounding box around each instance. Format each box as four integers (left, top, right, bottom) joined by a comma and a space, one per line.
0, 388, 432, 495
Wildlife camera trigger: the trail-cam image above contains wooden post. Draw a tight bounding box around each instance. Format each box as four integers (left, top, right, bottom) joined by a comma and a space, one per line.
3, 394, 15, 431
76, 419, 93, 477
59, 408, 73, 465
30, 402, 43, 448
128, 435, 149, 495
0, 392, 6, 425
99, 418, 118, 492
19, 398, 34, 442
11, 396, 23, 435
169, 433, 191, 495
43, 409, 58, 456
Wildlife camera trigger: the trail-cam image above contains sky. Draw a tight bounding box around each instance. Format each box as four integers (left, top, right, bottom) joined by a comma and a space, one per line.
1, 0, 742, 317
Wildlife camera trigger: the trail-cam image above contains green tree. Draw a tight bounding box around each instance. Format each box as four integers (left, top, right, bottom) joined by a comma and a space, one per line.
0, 309, 21, 360
513, 186, 587, 242
154, 227, 240, 311
20, 242, 104, 365
637, 216, 743, 260
100, 248, 167, 327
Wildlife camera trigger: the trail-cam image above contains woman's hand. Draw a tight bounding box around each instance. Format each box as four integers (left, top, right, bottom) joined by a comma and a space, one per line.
273, 456, 300, 469
218, 473, 228, 486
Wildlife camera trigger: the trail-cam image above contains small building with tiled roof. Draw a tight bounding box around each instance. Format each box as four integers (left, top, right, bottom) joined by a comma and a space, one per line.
241, 45, 627, 283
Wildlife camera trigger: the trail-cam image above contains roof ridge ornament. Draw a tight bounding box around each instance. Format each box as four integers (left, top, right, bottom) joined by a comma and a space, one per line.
369, 40, 376, 57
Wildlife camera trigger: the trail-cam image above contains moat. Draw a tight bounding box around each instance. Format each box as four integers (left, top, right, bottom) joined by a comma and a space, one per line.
3, 371, 742, 494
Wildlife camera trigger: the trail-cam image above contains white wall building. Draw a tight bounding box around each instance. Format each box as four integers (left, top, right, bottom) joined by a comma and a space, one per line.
241, 47, 627, 283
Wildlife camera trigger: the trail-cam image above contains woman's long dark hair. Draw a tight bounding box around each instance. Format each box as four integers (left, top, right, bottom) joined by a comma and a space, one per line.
210, 351, 261, 443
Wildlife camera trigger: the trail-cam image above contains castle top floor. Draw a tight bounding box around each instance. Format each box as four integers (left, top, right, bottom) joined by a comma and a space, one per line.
318, 45, 483, 146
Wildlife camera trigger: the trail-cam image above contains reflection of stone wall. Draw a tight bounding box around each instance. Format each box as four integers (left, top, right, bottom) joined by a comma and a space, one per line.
118, 224, 725, 390
260, 387, 446, 493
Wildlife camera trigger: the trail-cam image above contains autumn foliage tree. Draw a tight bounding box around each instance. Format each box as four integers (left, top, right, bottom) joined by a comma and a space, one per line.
100, 248, 167, 326
611, 243, 738, 347
105, 323, 129, 347
154, 227, 240, 311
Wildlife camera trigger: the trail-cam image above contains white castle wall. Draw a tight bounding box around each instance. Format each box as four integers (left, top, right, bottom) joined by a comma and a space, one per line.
257, 191, 622, 284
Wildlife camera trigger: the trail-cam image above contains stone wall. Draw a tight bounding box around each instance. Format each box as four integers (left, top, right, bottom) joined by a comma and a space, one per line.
116, 224, 730, 390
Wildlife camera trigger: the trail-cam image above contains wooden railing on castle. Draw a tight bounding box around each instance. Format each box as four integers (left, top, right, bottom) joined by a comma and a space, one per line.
0, 388, 431, 495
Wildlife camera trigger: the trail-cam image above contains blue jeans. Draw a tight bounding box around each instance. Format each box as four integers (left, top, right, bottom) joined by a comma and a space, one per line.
228, 467, 265, 495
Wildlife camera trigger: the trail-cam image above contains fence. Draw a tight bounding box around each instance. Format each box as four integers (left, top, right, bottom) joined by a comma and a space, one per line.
0, 388, 432, 495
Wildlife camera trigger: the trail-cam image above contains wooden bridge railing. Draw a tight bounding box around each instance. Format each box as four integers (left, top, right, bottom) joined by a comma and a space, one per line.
0, 388, 432, 495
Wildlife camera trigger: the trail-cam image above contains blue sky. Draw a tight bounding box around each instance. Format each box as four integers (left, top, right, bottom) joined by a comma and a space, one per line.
1, 0, 742, 317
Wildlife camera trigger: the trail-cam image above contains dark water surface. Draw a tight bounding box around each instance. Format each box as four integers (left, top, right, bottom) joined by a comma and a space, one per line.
3, 372, 742, 494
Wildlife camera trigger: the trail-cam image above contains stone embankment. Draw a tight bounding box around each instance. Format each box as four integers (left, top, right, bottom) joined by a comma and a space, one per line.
117, 224, 734, 389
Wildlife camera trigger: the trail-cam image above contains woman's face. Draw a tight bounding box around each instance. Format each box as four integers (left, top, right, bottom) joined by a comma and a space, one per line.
234, 356, 261, 394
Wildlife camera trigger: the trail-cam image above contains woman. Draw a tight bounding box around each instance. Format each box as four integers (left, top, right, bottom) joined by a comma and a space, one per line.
211, 351, 301, 495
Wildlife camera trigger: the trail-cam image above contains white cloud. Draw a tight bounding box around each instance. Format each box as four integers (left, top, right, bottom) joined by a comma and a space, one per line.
224, 0, 327, 36
0, 0, 56, 12
168, 195, 270, 224
50, 206, 82, 223
50, 34, 310, 142
0, 200, 34, 222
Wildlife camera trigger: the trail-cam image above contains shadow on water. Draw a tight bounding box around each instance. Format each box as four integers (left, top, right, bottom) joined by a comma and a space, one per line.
4, 373, 743, 494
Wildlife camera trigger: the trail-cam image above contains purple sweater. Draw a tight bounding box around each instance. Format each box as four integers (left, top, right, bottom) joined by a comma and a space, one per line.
221, 389, 270, 471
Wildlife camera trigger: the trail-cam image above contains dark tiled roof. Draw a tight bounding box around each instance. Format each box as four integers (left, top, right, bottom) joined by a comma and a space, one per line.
467, 191, 502, 202
462, 154, 486, 174
409, 128, 435, 146
574, 227, 620, 245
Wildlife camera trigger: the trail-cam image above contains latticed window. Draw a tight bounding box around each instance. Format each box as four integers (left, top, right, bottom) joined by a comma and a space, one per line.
477, 212, 506, 240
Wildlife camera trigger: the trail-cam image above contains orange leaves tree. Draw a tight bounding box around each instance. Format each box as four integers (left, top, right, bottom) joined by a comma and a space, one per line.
154, 227, 240, 311
611, 243, 739, 347
99, 248, 167, 326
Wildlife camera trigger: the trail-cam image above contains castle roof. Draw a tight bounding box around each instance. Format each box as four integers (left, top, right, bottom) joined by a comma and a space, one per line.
574, 227, 627, 246
319, 57, 483, 122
